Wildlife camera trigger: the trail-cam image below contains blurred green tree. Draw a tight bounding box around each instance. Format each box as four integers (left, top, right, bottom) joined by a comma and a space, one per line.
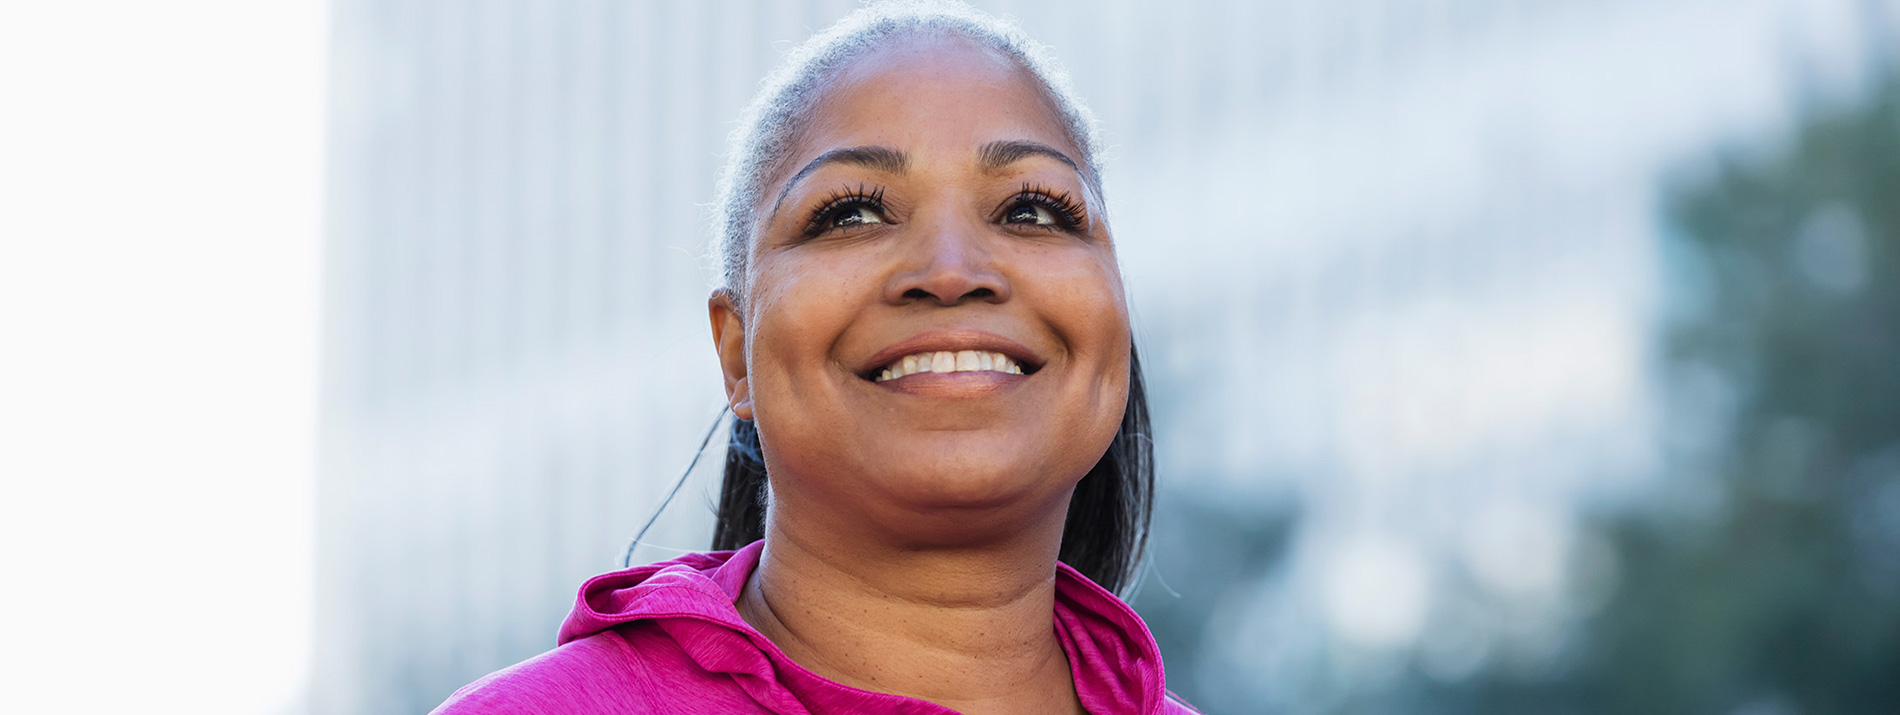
1456, 69, 1900, 715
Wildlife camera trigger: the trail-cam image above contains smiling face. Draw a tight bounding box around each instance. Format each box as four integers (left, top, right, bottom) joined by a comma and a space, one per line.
710, 33, 1130, 547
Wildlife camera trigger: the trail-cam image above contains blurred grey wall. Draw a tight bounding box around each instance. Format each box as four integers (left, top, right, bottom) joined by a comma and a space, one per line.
316, 1, 1883, 712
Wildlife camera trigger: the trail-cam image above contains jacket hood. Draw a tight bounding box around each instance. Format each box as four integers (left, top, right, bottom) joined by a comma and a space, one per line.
556, 541, 1175, 715
558, 546, 756, 645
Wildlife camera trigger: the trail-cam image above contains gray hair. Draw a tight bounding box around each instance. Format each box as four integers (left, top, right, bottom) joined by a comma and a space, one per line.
709, 0, 1105, 302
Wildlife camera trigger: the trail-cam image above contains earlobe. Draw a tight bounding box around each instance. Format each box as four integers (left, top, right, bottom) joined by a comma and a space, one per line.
708, 289, 755, 421
729, 378, 754, 421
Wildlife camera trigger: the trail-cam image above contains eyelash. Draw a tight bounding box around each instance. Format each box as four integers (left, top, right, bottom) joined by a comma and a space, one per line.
1005, 183, 1088, 232
799, 182, 1090, 238
803, 184, 887, 238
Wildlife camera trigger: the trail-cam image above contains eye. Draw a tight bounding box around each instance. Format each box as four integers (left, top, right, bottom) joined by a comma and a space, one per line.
829, 203, 885, 229
803, 185, 890, 238
1004, 204, 1058, 226
998, 185, 1088, 233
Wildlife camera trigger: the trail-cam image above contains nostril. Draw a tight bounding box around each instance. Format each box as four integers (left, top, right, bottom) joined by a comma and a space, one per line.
899, 287, 998, 304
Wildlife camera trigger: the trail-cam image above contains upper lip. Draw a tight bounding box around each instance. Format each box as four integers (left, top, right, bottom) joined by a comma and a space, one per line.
858, 329, 1045, 378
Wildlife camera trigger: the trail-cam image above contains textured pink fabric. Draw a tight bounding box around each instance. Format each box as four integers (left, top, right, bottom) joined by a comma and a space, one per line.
431, 541, 1201, 714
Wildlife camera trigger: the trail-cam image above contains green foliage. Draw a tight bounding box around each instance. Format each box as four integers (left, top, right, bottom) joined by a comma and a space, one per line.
1139, 66, 1900, 715
1465, 71, 1900, 715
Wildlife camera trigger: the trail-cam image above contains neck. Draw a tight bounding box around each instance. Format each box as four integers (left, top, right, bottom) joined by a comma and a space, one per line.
736, 515, 1087, 715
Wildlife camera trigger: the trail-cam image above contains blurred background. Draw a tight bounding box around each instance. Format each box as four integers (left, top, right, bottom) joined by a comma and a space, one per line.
5, 1, 1897, 713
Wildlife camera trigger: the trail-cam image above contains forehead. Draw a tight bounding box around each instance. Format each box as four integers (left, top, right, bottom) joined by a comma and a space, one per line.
790, 33, 1081, 171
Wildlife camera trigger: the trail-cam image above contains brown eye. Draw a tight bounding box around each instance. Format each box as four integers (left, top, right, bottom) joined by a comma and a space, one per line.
804, 185, 890, 238
1004, 204, 1058, 226
829, 203, 885, 228
999, 187, 1087, 233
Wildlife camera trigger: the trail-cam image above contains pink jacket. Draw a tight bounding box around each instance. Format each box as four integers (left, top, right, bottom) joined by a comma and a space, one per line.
432, 541, 1200, 714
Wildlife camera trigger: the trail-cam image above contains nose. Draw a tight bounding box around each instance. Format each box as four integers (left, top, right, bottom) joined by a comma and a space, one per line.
883, 213, 1010, 306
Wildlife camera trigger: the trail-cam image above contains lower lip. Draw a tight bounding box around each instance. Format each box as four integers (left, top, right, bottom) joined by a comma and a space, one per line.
870, 370, 1029, 397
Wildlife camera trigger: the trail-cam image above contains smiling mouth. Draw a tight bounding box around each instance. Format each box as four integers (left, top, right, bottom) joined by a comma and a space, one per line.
869, 350, 1032, 382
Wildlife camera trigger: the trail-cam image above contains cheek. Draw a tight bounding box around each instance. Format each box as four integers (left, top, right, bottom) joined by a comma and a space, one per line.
744, 255, 874, 397
1028, 246, 1131, 364
1016, 245, 1132, 451
749, 271, 828, 377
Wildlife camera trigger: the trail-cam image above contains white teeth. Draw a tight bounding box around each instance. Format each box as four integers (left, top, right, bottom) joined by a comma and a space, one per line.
873, 349, 1029, 382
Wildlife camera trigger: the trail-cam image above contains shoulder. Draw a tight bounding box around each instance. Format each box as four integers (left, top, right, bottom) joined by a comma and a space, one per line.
429, 634, 639, 715
429, 625, 758, 715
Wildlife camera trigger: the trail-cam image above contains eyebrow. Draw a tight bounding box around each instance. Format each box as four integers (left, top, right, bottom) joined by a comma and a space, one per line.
976, 139, 1081, 174
768, 139, 1088, 220
771, 146, 910, 217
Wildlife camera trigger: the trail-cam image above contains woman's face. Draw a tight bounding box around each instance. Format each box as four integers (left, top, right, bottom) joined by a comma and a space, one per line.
711, 35, 1130, 544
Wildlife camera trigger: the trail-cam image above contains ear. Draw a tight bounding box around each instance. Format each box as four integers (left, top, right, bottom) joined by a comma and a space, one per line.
709, 289, 754, 421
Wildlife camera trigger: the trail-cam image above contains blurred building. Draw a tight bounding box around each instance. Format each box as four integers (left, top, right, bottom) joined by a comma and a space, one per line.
316, 2, 778, 712
315, 1, 1884, 713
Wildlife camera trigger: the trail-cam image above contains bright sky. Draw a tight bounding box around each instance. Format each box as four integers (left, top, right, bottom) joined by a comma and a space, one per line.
0, 3, 322, 713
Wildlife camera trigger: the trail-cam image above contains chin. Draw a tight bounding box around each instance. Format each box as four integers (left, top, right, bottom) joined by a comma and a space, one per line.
890, 464, 1050, 509
866, 440, 1083, 510
852, 463, 1080, 548
759, 412, 1117, 542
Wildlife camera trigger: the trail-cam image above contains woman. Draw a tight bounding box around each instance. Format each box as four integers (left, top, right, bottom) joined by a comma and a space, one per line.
434, 2, 1195, 713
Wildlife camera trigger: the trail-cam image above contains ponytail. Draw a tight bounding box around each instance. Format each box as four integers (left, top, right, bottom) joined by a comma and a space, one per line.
711, 415, 771, 550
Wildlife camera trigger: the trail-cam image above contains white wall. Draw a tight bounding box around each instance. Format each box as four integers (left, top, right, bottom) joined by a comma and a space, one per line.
0, 2, 324, 714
